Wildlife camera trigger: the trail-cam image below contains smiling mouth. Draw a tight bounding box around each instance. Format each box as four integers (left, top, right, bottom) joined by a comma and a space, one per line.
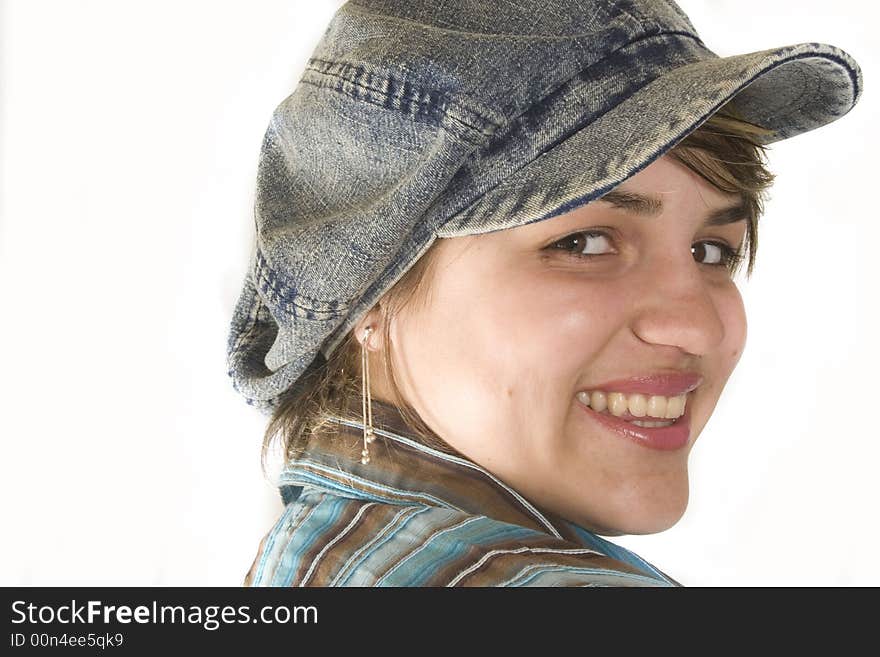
574, 390, 692, 450
576, 390, 687, 426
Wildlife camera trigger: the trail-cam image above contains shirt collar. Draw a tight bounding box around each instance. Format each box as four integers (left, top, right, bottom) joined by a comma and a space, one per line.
278, 398, 587, 541
277, 399, 678, 584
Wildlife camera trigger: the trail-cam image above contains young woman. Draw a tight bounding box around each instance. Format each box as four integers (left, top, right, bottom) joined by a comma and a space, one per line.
227, 0, 862, 586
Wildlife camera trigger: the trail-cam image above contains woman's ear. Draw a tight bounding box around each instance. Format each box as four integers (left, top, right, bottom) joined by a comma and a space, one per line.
354, 306, 385, 352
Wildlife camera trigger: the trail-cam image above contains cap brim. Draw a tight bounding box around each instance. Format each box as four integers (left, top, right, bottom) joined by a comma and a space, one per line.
437, 41, 862, 237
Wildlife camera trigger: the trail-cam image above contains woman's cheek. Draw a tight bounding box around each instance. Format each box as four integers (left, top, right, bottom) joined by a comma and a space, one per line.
692, 283, 747, 435
718, 282, 748, 370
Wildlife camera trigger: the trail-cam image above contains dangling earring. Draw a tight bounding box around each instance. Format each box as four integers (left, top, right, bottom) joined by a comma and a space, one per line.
360, 326, 376, 464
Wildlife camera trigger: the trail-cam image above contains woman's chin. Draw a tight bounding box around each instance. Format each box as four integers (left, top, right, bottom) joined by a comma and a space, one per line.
622, 505, 687, 536
568, 485, 690, 537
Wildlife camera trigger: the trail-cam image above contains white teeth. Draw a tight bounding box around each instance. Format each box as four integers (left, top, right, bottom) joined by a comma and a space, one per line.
608, 392, 628, 417
665, 395, 684, 419
627, 393, 647, 417
647, 395, 667, 418
631, 419, 675, 428
576, 389, 689, 421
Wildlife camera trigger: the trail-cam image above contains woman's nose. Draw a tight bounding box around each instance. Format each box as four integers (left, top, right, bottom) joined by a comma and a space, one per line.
629, 261, 726, 357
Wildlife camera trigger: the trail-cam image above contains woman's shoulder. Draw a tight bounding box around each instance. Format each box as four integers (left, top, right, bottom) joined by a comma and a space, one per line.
244, 488, 669, 587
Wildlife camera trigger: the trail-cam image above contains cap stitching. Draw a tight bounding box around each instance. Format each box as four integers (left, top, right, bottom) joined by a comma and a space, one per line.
302, 57, 504, 141
255, 248, 349, 319
227, 276, 264, 364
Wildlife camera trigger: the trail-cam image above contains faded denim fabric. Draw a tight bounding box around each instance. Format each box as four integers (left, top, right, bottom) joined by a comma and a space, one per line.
227, 0, 863, 414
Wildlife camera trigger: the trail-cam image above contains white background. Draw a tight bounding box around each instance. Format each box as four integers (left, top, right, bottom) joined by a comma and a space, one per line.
1, 1, 877, 586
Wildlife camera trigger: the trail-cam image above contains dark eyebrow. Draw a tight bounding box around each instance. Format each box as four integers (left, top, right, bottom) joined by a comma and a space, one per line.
598, 189, 748, 226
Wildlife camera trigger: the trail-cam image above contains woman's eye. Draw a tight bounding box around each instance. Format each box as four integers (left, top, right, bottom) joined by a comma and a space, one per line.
549, 231, 615, 258
692, 240, 742, 269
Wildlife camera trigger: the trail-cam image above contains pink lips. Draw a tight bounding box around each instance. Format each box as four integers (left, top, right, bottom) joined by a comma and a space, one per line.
583, 372, 703, 397
575, 372, 702, 451
578, 400, 692, 450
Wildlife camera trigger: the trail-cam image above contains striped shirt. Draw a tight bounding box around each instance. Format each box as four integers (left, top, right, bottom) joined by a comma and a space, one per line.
244, 400, 679, 587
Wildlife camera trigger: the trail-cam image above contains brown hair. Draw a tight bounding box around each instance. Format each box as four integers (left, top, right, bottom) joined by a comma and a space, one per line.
260, 103, 775, 474
669, 106, 775, 277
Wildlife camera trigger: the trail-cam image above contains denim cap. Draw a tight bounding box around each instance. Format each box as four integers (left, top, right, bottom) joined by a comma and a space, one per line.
227, 0, 863, 415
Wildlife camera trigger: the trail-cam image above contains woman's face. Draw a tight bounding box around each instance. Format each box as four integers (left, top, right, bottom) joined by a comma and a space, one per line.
369, 154, 749, 536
